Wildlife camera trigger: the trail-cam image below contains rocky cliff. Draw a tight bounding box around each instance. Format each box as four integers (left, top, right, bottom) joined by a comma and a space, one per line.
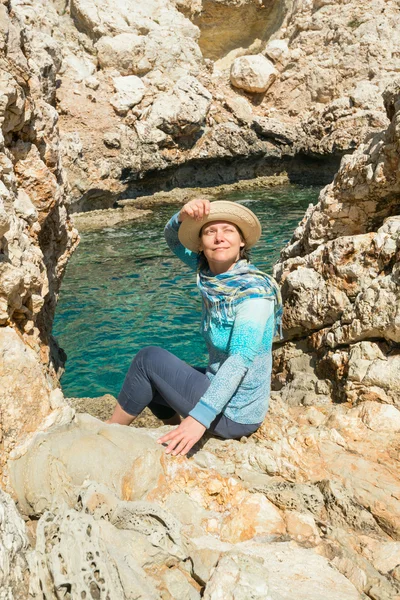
273, 80, 400, 409
1, 1, 400, 599
10, 0, 400, 211
0, 0, 78, 480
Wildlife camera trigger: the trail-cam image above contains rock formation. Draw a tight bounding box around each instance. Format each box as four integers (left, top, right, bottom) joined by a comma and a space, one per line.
0, 1, 400, 598
7, 0, 399, 211
0, 0, 78, 480
273, 79, 400, 409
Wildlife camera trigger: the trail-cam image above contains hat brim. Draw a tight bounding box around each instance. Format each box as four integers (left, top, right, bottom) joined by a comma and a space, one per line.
178, 201, 261, 253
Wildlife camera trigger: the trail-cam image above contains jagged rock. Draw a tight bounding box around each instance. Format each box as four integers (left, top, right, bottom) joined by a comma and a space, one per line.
252, 116, 299, 145
219, 493, 286, 543
230, 54, 277, 94
147, 76, 211, 138
203, 542, 363, 600
350, 81, 384, 110
224, 96, 253, 124
29, 507, 162, 599
263, 39, 289, 64
274, 82, 400, 403
96, 33, 150, 75
0, 489, 30, 599
8, 0, 400, 207
1, 2, 400, 599
110, 75, 146, 115
0, 2, 78, 480
284, 510, 321, 544
346, 342, 400, 407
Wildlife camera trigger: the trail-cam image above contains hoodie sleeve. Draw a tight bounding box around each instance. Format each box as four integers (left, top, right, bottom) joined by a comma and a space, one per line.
188, 297, 275, 428
164, 211, 199, 271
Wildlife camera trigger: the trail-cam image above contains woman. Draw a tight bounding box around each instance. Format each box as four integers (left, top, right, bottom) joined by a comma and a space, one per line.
107, 198, 282, 456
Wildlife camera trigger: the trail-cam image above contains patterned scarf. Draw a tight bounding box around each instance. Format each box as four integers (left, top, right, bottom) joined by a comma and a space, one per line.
197, 259, 283, 338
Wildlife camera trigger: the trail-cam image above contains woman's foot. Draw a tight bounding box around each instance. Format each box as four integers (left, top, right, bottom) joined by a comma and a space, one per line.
105, 403, 136, 426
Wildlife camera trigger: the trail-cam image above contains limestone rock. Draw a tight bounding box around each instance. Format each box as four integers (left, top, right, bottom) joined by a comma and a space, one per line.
220, 493, 286, 543
230, 54, 277, 94
110, 75, 146, 115
350, 81, 384, 110
9, 413, 164, 516
252, 116, 299, 146
96, 33, 149, 76
274, 82, 400, 403
0, 489, 30, 599
263, 39, 289, 64
0, 327, 52, 474
147, 76, 211, 138
1, 2, 400, 598
29, 507, 161, 599
10, 0, 400, 208
224, 96, 253, 124
204, 542, 363, 600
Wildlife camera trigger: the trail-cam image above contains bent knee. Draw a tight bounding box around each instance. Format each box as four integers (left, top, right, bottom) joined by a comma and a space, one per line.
134, 345, 167, 369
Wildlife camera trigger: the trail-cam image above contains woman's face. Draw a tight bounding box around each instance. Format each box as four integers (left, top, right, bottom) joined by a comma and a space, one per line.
199, 220, 245, 269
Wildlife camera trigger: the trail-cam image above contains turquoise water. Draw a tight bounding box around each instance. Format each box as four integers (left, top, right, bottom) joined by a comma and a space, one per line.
53, 185, 320, 398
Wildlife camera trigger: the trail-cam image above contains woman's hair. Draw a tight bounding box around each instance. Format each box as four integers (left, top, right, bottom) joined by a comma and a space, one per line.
198, 223, 251, 271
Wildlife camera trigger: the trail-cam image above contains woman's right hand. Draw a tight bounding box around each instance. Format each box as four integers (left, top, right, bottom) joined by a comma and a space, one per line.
178, 198, 211, 222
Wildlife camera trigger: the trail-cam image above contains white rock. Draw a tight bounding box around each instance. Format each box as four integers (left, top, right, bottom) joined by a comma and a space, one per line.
147, 75, 211, 137
110, 75, 146, 115
371, 542, 400, 574
85, 75, 100, 90
0, 489, 30, 599
14, 189, 38, 224
204, 542, 363, 600
354, 401, 400, 433
264, 39, 289, 63
230, 55, 277, 94
350, 81, 384, 110
224, 96, 253, 123
220, 493, 286, 543
96, 33, 147, 76
63, 54, 96, 82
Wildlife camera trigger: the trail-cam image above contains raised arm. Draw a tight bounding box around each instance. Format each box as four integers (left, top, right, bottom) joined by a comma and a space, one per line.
164, 212, 199, 270
188, 297, 275, 427
164, 199, 211, 271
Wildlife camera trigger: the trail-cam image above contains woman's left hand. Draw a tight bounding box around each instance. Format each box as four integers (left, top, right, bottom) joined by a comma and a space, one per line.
157, 416, 206, 456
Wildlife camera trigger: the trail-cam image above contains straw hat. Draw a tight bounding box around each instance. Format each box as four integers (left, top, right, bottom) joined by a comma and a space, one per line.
178, 201, 262, 252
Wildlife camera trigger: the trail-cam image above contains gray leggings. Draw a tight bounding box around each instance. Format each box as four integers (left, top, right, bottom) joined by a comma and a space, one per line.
118, 346, 261, 439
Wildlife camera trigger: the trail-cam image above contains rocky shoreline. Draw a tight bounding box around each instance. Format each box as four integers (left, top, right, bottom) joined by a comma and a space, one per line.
0, 1, 399, 599
71, 173, 291, 230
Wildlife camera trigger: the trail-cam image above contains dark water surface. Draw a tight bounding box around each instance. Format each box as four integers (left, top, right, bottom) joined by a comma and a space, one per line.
54, 185, 320, 398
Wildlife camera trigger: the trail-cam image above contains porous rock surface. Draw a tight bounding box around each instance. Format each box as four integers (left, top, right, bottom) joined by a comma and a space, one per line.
8, 0, 400, 210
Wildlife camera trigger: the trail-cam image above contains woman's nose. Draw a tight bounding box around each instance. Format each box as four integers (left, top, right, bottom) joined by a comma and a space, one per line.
214, 230, 225, 242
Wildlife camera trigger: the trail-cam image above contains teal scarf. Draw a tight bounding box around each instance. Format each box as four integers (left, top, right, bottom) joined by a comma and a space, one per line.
197, 259, 283, 338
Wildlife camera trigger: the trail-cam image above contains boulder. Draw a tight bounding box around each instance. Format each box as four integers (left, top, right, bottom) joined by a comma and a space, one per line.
147, 75, 211, 137
110, 75, 146, 115
96, 33, 150, 76
263, 39, 289, 63
230, 54, 277, 93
